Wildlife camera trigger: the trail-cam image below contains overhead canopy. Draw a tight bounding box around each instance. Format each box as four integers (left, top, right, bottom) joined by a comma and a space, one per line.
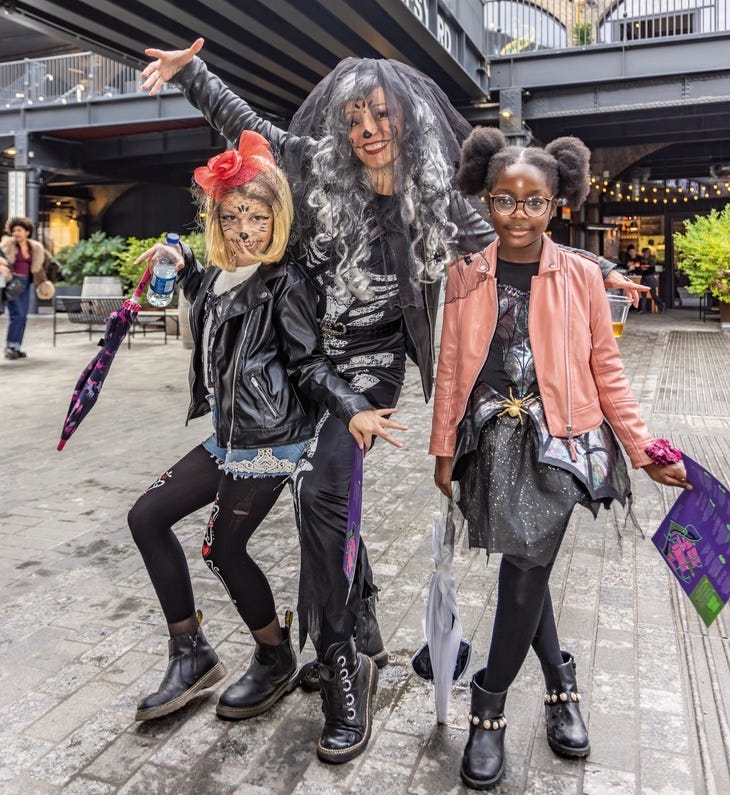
4, 0, 487, 121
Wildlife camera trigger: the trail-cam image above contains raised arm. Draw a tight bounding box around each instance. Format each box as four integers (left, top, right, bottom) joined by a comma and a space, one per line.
142, 38, 310, 162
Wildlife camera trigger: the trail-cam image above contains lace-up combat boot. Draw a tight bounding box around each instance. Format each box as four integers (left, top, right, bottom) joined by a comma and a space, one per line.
317, 638, 378, 764
299, 594, 388, 692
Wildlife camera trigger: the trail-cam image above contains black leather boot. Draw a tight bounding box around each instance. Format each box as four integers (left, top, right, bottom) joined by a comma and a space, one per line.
541, 650, 590, 758
135, 623, 226, 721
216, 618, 299, 720
460, 670, 507, 790
299, 594, 388, 692
317, 638, 378, 764
356, 592, 389, 668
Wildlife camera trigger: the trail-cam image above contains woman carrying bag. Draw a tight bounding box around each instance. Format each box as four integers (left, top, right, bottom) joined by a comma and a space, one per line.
0, 216, 55, 359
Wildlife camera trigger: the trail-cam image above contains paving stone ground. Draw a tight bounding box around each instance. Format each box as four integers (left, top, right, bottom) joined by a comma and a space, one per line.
1, 307, 728, 794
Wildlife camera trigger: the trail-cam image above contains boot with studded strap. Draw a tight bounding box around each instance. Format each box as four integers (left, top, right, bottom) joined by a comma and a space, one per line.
541, 650, 590, 757
460, 669, 508, 790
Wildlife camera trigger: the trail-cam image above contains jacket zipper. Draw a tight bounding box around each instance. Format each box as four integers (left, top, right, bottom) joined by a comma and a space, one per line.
250, 374, 280, 419
227, 313, 253, 453
563, 270, 577, 462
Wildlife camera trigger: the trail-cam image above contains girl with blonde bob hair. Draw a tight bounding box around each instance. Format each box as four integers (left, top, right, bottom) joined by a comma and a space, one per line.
127, 131, 402, 729
201, 160, 294, 270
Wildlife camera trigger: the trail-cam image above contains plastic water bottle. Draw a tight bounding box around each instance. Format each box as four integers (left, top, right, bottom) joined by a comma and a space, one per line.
147, 233, 180, 307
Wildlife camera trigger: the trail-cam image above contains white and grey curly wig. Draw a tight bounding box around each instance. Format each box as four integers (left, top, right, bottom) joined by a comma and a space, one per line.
289, 58, 470, 302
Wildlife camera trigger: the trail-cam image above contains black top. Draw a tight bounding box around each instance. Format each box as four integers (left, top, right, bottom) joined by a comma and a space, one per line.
478, 258, 540, 398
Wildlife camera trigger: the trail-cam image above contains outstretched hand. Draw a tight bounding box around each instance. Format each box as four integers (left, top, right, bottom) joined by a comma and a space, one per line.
604, 269, 649, 308
141, 37, 205, 96
348, 408, 408, 451
644, 461, 692, 489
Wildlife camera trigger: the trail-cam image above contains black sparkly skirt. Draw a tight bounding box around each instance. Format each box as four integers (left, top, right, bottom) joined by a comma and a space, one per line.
457, 413, 601, 570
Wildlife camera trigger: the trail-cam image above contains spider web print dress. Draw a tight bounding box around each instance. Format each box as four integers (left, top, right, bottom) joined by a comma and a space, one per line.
454, 260, 631, 570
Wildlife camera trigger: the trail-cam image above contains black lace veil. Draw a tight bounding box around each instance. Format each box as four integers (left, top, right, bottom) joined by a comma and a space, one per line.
284, 57, 483, 310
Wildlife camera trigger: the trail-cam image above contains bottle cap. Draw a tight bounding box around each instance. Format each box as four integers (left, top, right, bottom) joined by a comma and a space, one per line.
165, 233, 180, 246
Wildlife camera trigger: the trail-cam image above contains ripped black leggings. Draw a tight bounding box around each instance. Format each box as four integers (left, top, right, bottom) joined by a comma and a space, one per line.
484, 556, 564, 692
127, 445, 287, 631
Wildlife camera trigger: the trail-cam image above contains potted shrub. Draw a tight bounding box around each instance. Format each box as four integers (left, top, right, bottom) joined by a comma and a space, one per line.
115, 232, 206, 295
116, 232, 206, 346
54, 231, 127, 286
673, 205, 730, 327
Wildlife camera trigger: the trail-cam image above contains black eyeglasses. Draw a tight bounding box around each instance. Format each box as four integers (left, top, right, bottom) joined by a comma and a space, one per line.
489, 194, 555, 217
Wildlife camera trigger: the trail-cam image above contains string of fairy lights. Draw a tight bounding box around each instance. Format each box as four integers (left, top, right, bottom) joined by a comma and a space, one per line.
589, 176, 730, 204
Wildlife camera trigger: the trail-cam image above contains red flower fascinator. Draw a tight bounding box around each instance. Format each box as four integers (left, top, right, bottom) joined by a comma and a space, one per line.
193, 131, 276, 200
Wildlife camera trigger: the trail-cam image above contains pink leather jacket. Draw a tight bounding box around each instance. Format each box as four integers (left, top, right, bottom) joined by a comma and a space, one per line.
429, 235, 655, 469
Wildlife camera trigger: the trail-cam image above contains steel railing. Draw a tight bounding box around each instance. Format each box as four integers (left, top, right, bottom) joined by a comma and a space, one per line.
0, 51, 154, 109
485, 0, 728, 55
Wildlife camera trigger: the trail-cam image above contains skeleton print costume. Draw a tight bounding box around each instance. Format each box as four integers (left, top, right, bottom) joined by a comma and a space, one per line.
175, 55, 617, 654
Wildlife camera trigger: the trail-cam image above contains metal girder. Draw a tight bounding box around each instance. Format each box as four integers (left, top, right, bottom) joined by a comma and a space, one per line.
488, 35, 730, 92
6, 0, 486, 111
0, 94, 204, 136
524, 74, 730, 120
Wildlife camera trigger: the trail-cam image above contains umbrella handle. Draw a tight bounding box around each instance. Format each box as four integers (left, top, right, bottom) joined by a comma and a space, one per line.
131, 267, 153, 301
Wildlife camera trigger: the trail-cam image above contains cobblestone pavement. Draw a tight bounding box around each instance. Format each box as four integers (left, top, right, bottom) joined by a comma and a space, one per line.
1, 309, 728, 794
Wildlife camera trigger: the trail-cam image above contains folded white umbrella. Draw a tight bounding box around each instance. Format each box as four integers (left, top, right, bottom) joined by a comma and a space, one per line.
412, 494, 471, 724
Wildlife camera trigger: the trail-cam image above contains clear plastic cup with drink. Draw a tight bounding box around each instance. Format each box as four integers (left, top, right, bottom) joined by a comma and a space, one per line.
607, 290, 630, 338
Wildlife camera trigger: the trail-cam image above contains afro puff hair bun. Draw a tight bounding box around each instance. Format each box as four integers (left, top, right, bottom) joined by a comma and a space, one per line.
544, 136, 591, 209
457, 127, 507, 195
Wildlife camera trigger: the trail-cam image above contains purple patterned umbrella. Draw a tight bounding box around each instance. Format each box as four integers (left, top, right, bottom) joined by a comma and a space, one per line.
343, 443, 364, 600
57, 271, 151, 450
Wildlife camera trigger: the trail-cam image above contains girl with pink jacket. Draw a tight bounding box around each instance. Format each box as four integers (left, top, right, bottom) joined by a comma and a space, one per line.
429, 128, 690, 790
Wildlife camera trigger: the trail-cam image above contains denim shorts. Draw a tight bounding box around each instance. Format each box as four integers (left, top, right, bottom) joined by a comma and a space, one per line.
202, 396, 309, 479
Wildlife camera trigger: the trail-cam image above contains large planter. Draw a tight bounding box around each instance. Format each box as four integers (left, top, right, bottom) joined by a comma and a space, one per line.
720, 300, 730, 331
30, 282, 80, 314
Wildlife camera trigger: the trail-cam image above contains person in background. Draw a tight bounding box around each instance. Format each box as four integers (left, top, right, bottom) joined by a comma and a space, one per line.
637, 246, 665, 312
622, 243, 639, 269
0, 249, 10, 316
0, 217, 53, 360
430, 127, 689, 789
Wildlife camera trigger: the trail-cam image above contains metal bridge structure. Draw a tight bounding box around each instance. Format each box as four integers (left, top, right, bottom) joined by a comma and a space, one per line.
0, 0, 729, 231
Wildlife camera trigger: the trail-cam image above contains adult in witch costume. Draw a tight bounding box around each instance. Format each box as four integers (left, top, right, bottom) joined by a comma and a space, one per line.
141, 38, 644, 764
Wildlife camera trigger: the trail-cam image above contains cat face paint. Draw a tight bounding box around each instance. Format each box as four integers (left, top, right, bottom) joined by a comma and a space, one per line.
218, 196, 274, 266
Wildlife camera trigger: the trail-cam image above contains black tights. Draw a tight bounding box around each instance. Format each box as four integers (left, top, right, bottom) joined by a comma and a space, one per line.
484, 556, 563, 692
128, 445, 287, 632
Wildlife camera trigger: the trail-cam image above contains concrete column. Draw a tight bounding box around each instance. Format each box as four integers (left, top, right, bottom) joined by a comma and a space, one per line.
26, 167, 42, 226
